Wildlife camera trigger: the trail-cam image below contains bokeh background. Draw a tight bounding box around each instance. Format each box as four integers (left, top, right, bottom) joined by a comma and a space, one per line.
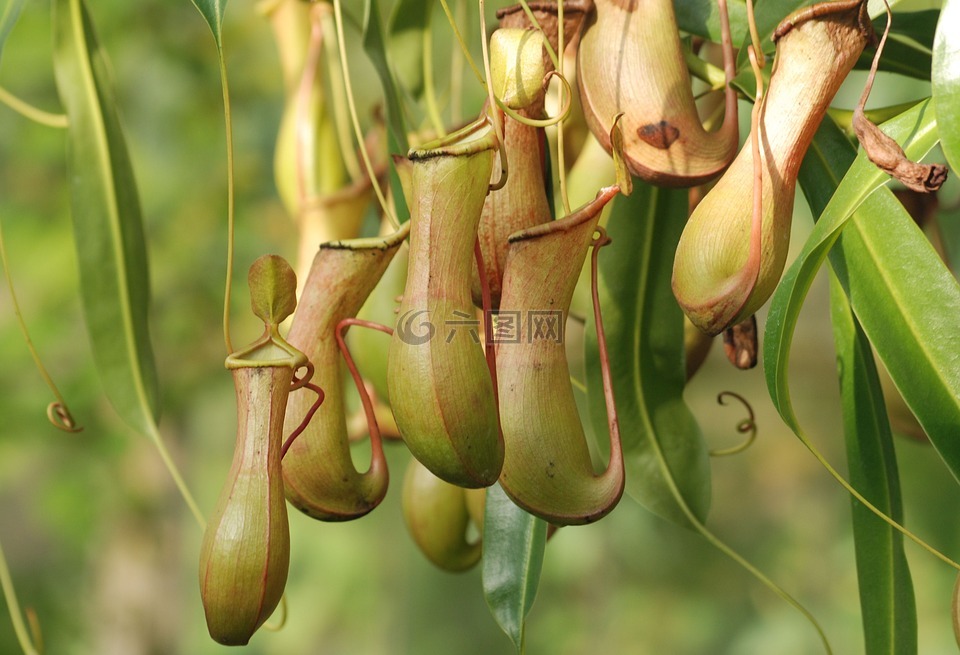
1, 0, 958, 653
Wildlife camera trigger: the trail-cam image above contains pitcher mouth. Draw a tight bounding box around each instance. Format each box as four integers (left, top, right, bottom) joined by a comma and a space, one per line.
408, 114, 500, 161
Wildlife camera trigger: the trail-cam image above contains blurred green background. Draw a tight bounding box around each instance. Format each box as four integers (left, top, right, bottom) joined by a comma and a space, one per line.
1, 0, 959, 653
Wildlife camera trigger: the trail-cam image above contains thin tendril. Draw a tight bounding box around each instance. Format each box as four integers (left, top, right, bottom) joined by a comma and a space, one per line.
147, 420, 206, 529
639, 402, 834, 652
474, 240, 498, 404
555, 0, 571, 215
854, 0, 890, 119
497, 70, 572, 128
336, 318, 392, 470
25, 608, 41, 655
332, 0, 398, 227
281, 381, 324, 459
0, 215, 80, 432
262, 594, 288, 632
0, 86, 67, 128
515, 0, 560, 70
710, 391, 757, 457
683, 48, 727, 90
740, 45, 765, 304
423, 24, 447, 137
217, 50, 236, 355
450, 0, 466, 125
296, 6, 325, 210
474, 238, 505, 451
478, 0, 507, 191
0, 537, 40, 655
590, 227, 622, 474
746, 0, 766, 68
440, 0, 485, 84
319, 4, 362, 182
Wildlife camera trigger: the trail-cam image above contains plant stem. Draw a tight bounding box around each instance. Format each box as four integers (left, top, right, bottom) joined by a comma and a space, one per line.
555, 0, 570, 215
147, 421, 206, 529
331, 0, 398, 227
0, 213, 79, 432
318, 4, 362, 182
422, 22, 447, 137
0, 537, 40, 655
0, 86, 68, 128
217, 49, 236, 356
449, 0, 466, 125
440, 0, 484, 85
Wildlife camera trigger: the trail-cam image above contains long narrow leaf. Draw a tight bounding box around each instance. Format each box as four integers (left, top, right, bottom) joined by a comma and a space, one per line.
829, 274, 917, 655
0, 0, 25, 63
388, 0, 435, 99
362, 0, 410, 222
674, 0, 748, 46
52, 0, 159, 434
774, 104, 960, 484
933, 0, 960, 169
800, 112, 922, 644
584, 182, 711, 527
482, 484, 547, 655
189, 0, 225, 47
362, 0, 409, 153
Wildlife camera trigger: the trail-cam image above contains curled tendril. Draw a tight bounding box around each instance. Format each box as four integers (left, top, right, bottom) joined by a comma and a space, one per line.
488, 111, 510, 192
496, 70, 574, 128
710, 391, 757, 457
289, 361, 315, 391
262, 594, 288, 632
46, 402, 81, 434
281, 381, 325, 460
591, 225, 613, 250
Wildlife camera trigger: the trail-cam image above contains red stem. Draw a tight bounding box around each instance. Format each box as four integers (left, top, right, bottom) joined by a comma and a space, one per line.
281, 381, 325, 459
591, 228, 622, 474
474, 239, 503, 439
335, 318, 393, 466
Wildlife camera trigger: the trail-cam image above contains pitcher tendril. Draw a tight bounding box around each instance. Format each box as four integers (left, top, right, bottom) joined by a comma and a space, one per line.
0, 214, 81, 433
0, 86, 68, 128
709, 391, 758, 457
332, 0, 399, 227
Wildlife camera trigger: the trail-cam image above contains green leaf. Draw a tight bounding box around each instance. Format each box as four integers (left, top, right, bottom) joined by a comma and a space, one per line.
52, 0, 160, 435
933, 0, 960, 169
362, 0, 410, 221
189, 0, 225, 48
362, 0, 409, 153
482, 484, 547, 655
674, 0, 748, 47
851, 11, 940, 81
584, 182, 711, 527
828, 274, 917, 655
388, 0, 435, 99
857, 37, 930, 81
770, 101, 960, 482
885, 9, 938, 49
0, 0, 25, 63
733, 0, 813, 68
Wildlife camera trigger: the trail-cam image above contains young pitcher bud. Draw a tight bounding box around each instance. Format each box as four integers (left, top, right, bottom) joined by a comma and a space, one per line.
402, 457, 482, 572
490, 28, 546, 110
199, 255, 306, 645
